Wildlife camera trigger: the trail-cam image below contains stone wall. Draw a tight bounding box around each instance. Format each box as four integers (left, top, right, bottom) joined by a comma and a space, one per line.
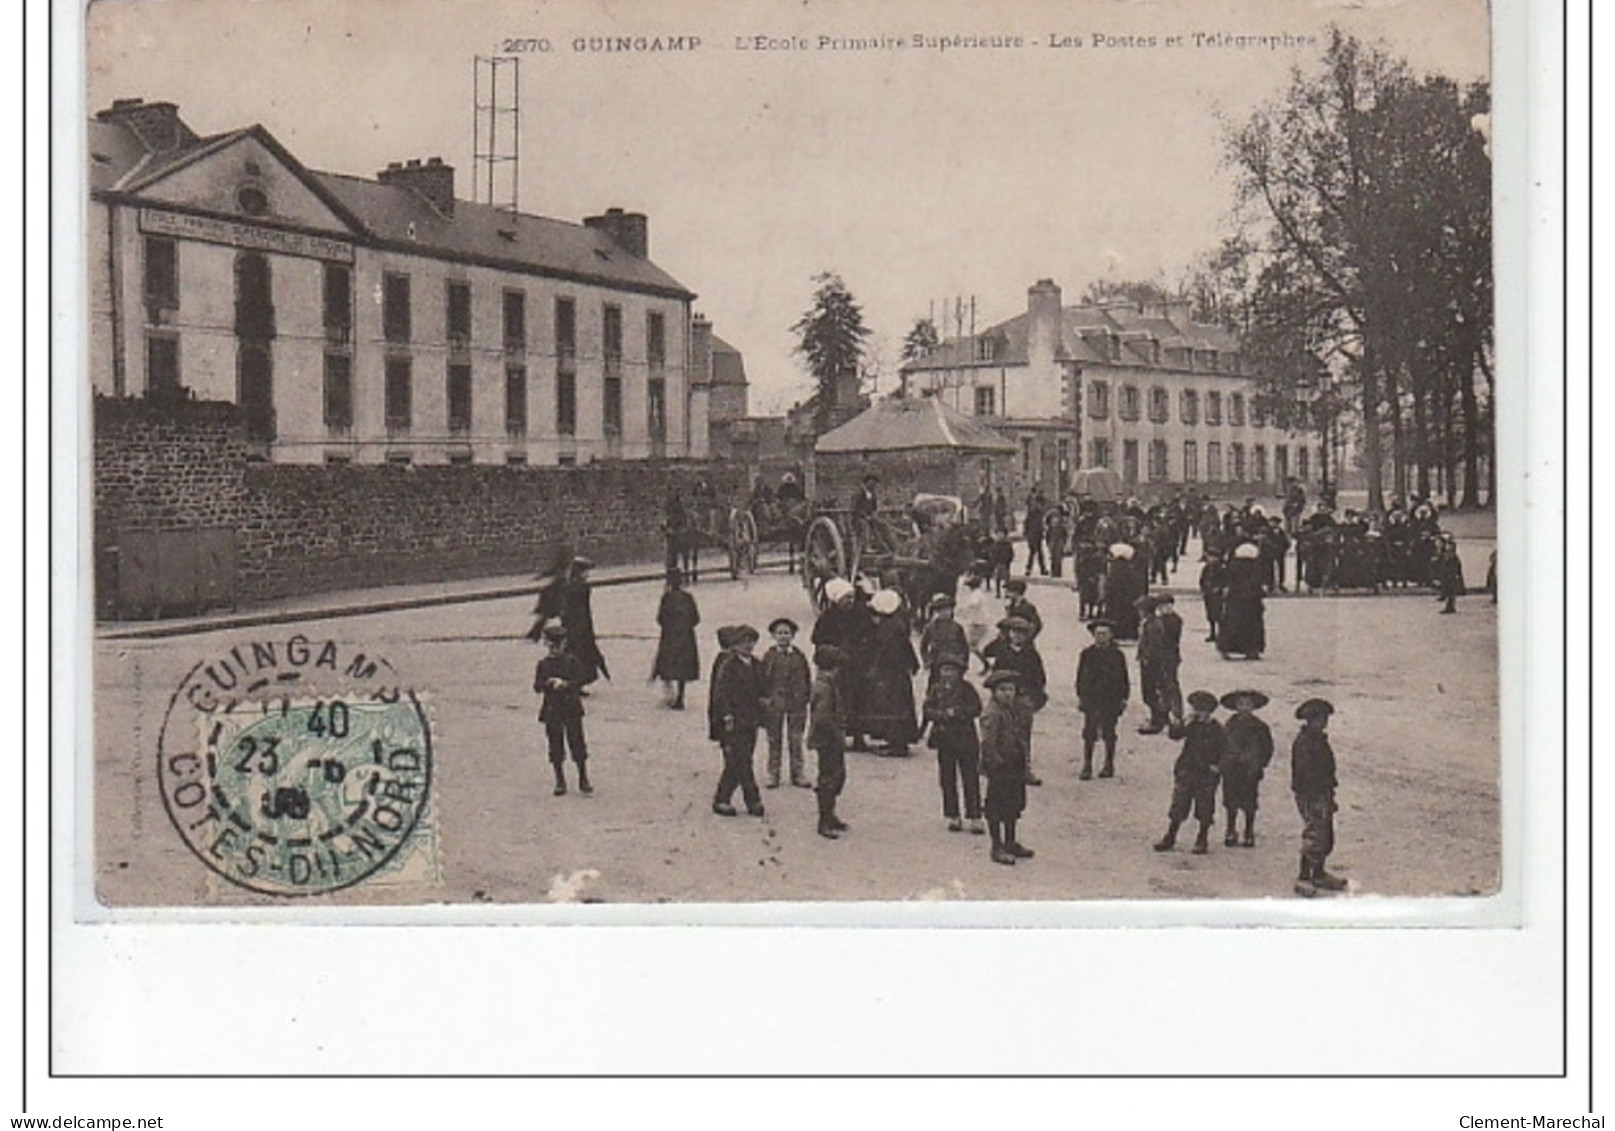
94, 396, 744, 614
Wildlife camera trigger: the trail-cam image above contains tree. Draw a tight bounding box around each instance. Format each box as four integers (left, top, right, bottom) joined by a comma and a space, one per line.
1226, 29, 1492, 509
900, 317, 940, 363
1079, 278, 1177, 308
791, 273, 871, 433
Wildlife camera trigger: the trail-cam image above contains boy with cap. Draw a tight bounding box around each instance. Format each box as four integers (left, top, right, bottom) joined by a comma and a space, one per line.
1220, 689, 1275, 847
760, 617, 813, 789
1075, 619, 1130, 779
1153, 690, 1227, 854
533, 623, 594, 797
979, 670, 1032, 865
1291, 698, 1347, 895
708, 625, 766, 818
1003, 578, 1044, 641
920, 656, 985, 834
919, 593, 971, 691
984, 615, 1048, 786
807, 645, 851, 839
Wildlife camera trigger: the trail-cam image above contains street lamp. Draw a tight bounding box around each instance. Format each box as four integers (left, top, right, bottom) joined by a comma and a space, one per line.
1295, 363, 1335, 505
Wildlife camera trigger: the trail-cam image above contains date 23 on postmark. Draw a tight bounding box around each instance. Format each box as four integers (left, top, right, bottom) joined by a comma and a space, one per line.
157, 636, 433, 897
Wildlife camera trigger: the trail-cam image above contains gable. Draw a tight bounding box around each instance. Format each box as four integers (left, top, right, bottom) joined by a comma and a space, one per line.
126, 132, 362, 239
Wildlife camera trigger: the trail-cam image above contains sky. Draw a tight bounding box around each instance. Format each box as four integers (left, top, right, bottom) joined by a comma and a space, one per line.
84, 0, 1491, 412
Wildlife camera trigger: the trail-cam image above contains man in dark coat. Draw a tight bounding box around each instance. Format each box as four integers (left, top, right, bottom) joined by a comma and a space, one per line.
552, 557, 610, 681
709, 625, 766, 818
1023, 488, 1048, 576
1075, 619, 1130, 779
1199, 550, 1227, 644
1292, 698, 1347, 895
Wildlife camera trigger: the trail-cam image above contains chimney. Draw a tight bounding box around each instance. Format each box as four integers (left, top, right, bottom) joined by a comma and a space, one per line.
689, 313, 713, 385
584, 207, 649, 258
95, 99, 198, 154
377, 156, 456, 217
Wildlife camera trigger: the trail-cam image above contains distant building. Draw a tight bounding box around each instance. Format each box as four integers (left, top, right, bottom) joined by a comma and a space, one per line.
814, 394, 1016, 507
899, 279, 1322, 498
689, 314, 750, 458
88, 98, 704, 465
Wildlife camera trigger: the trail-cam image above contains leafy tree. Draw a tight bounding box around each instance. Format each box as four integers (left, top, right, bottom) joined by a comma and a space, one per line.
900, 317, 940, 363
791, 272, 870, 433
1078, 278, 1177, 307
1226, 29, 1492, 509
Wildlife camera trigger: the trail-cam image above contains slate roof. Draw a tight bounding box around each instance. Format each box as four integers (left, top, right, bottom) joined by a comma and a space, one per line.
709, 334, 748, 387
900, 299, 1244, 375
815, 395, 1017, 455
89, 108, 695, 300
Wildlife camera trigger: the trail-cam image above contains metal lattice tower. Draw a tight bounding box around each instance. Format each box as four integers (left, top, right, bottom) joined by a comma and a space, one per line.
472, 56, 520, 213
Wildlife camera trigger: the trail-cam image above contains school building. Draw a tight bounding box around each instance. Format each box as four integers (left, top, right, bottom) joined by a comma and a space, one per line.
87, 98, 712, 466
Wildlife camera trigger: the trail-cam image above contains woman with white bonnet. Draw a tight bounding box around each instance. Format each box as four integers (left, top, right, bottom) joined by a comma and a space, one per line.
864, 588, 920, 755
1218, 541, 1267, 660
812, 576, 874, 751
1103, 541, 1146, 642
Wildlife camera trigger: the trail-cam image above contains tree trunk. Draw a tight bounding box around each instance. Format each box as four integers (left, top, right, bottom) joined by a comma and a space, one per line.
1385, 360, 1406, 503
1359, 347, 1385, 513
1411, 360, 1431, 500
1459, 346, 1484, 509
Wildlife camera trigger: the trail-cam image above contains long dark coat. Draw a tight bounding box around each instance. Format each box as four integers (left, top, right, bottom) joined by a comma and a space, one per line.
651, 588, 700, 682
1219, 558, 1267, 657
812, 603, 874, 734
864, 614, 919, 746
557, 578, 610, 680
1104, 558, 1146, 641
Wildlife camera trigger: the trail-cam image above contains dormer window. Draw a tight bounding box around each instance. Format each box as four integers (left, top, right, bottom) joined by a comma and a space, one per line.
976, 337, 996, 362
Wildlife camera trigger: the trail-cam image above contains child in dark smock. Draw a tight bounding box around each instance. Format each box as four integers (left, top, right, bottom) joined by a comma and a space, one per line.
979, 670, 1033, 866
1219, 689, 1275, 847
1153, 690, 1226, 854
533, 623, 594, 797
920, 657, 984, 834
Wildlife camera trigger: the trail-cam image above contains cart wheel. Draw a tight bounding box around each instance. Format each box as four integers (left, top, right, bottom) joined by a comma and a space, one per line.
728, 507, 759, 579
803, 516, 847, 612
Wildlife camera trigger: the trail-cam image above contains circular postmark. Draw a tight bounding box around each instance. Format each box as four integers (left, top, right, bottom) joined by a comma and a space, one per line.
157, 635, 433, 897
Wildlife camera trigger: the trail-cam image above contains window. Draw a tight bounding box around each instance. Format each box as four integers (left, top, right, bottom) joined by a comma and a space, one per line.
1230, 442, 1245, 481
383, 273, 411, 344
1297, 446, 1310, 480
1088, 380, 1110, 420
1180, 389, 1199, 425
503, 290, 526, 352
1273, 445, 1288, 483
604, 374, 623, 436
555, 297, 576, 360
323, 353, 352, 431
976, 338, 996, 362
324, 453, 352, 467
1120, 384, 1141, 421
646, 311, 666, 368
505, 366, 527, 436
145, 335, 180, 395
1020, 437, 1033, 475
1253, 445, 1267, 483
1149, 386, 1169, 423
556, 370, 577, 436
647, 376, 667, 440
1230, 392, 1246, 426
1252, 397, 1268, 428
1207, 441, 1223, 482
603, 304, 623, 363
506, 453, 529, 466
1122, 439, 1139, 484
1057, 438, 1070, 475
385, 357, 412, 432
447, 280, 472, 349
143, 236, 178, 309
323, 263, 352, 343
234, 252, 274, 340
447, 362, 472, 433
974, 386, 996, 416
386, 452, 413, 467
1183, 440, 1199, 482
1149, 439, 1169, 482
1206, 391, 1222, 425
1089, 437, 1111, 469
447, 452, 474, 466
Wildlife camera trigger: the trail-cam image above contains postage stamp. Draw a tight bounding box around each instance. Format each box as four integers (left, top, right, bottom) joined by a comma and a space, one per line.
155, 636, 434, 897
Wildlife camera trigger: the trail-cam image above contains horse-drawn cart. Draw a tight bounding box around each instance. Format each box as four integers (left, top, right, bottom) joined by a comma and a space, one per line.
800, 494, 973, 611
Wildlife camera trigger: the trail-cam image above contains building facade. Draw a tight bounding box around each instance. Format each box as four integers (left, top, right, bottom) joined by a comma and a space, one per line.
899, 279, 1323, 499
88, 99, 701, 465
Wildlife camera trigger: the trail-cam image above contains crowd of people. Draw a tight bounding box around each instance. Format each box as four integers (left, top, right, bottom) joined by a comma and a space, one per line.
523, 473, 1400, 893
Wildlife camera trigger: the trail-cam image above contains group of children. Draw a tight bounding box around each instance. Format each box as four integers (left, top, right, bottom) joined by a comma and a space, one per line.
529, 563, 1348, 891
